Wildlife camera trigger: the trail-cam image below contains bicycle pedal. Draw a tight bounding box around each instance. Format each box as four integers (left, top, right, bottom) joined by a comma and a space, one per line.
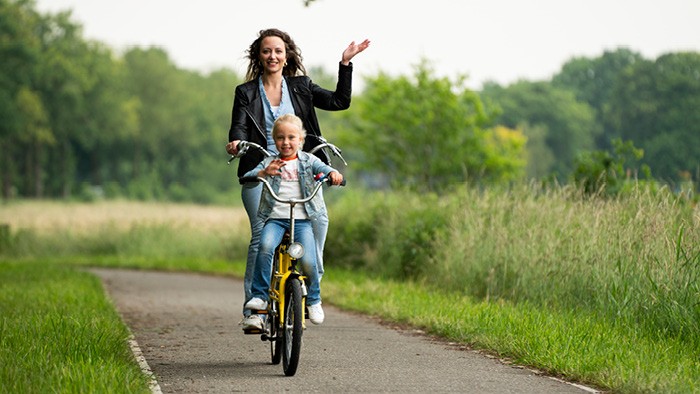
252, 309, 268, 315
243, 327, 263, 335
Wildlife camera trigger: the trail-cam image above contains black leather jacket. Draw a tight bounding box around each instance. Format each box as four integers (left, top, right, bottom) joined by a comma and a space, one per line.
228, 62, 353, 177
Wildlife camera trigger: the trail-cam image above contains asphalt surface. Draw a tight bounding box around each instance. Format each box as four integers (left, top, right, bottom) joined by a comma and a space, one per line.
91, 268, 595, 393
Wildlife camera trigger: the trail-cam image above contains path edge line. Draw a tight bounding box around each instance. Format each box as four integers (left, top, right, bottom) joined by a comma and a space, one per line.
128, 334, 163, 394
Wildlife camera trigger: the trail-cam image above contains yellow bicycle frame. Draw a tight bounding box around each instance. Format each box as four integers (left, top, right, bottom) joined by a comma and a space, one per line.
269, 242, 307, 329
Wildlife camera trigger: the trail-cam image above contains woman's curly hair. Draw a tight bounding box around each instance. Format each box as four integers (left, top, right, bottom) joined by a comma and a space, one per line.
245, 28, 306, 81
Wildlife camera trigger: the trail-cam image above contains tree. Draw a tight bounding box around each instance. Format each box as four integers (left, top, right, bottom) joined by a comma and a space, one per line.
482, 80, 599, 179
553, 48, 643, 150
607, 52, 700, 183
33, 9, 95, 197
341, 60, 525, 192
0, 0, 43, 198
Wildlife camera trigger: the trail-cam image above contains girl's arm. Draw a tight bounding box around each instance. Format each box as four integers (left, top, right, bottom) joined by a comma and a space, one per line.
243, 157, 272, 178
311, 157, 343, 186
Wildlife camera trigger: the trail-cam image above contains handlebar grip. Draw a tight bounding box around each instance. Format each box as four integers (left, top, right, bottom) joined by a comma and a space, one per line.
239, 176, 260, 184
325, 177, 346, 187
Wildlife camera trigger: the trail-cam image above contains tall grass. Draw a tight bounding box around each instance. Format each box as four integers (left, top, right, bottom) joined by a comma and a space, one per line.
326, 183, 700, 349
0, 200, 250, 271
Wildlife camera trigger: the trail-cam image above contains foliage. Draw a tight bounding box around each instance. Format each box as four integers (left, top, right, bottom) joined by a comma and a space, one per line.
0, 1, 240, 202
2, 2, 699, 199
551, 48, 700, 189
481, 80, 599, 179
571, 138, 653, 196
606, 52, 700, 183
552, 48, 643, 150
340, 60, 526, 192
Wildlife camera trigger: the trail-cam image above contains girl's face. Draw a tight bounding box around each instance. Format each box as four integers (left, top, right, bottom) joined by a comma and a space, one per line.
259, 36, 286, 75
273, 122, 302, 159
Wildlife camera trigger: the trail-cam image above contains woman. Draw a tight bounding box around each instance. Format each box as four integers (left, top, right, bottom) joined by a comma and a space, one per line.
225, 28, 369, 331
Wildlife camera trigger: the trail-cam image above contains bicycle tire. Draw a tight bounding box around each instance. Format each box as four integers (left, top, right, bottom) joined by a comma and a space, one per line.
282, 278, 303, 376
269, 308, 281, 365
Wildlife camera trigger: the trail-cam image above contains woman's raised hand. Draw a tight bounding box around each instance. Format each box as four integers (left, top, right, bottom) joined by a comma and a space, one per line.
341, 39, 371, 65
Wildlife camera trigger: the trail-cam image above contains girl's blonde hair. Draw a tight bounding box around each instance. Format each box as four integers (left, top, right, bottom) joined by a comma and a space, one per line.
272, 113, 307, 140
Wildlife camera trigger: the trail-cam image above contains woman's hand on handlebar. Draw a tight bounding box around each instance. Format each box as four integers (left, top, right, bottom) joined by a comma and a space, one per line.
225, 140, 240, 155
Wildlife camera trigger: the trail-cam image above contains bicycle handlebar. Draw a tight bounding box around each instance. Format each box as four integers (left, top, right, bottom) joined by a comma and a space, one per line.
227, 137, 347, 166
230, 138, 347, 197
227, 141, 271, 164
239, 175, 345, 206
307, 136, 348, 166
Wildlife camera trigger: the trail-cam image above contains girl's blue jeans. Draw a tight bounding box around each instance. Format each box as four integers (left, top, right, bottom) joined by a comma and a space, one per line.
250, 219, 321, 306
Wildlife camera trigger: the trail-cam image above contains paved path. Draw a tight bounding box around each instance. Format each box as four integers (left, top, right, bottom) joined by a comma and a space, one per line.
91, 268, 595, 393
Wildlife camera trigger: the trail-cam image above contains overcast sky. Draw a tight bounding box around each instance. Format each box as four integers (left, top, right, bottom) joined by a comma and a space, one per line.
36, 0, 700, 89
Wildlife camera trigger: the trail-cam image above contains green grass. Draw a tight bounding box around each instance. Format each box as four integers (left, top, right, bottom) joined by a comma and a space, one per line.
0, 260, 151, 393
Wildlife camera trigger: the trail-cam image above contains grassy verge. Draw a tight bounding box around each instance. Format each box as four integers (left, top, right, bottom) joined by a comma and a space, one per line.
0, 260, 150, 393
322, 268, 699, 393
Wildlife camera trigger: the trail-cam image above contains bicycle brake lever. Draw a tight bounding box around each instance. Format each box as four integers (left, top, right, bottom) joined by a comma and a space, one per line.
329, 145, 347, 166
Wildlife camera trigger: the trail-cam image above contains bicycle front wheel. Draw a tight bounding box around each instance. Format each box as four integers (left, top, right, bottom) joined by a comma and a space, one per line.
282, 278, 303, 376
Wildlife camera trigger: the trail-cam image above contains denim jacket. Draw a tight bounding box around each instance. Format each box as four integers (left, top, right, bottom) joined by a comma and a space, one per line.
244, 151, 337, 222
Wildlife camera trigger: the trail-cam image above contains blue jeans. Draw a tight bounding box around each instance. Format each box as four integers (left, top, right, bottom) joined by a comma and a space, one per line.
312, 186, 329, 278
241, 183, 328, 315
251, 219, 321, 306
242, 183, 264, 317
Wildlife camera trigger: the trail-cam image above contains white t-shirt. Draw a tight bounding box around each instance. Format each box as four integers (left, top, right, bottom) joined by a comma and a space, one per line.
270, 158, 309, 220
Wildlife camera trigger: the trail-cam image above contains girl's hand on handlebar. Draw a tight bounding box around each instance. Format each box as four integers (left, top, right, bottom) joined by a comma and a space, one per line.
225, 140, 240, 155
328, 171, 344, 186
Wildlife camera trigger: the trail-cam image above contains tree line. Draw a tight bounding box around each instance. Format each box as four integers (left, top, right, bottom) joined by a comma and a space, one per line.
2, 0, 699, 201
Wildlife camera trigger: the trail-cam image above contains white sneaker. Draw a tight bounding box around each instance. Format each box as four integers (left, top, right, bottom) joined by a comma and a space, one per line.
245, 297, 268, 311
307, 302, 324, 325
240, 315, 263, 331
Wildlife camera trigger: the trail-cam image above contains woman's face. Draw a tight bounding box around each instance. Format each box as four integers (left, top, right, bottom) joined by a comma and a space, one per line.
259, 36, 286, 75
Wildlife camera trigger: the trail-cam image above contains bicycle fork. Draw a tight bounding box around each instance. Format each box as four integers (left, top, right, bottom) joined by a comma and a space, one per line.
266, 241, 308, 340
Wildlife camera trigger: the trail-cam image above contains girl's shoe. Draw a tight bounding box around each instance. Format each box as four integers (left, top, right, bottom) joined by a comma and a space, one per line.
307, 302, 324, 325
245, 297, 268, 310
240, 315, 263, 331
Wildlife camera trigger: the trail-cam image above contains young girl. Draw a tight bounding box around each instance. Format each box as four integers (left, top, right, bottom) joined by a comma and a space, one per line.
243, 114, 343, 329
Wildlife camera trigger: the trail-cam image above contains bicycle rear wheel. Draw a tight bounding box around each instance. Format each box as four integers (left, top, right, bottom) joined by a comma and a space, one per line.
268, 306, 281, 365
269, 250, 282, 365
282, 278, 303, 376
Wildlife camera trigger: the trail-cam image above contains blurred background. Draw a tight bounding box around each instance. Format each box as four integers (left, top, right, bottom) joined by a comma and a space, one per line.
2, 0, 699, 202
